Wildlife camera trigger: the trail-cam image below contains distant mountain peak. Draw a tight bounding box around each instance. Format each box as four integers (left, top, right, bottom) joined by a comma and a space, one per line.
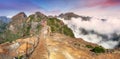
58, 12, 91, 21
59, 12, 80, 20
0, 16, 10, 23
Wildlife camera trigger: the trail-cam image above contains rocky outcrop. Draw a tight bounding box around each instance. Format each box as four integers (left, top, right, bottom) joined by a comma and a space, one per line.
11, 12, 27, 23
0, 35, 39, 59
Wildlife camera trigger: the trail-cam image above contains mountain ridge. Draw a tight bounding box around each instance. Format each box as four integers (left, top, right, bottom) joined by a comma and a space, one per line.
0, 12, 120, 59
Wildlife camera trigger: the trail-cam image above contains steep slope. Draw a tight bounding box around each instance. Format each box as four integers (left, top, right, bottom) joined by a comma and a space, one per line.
47, 17, 74, 38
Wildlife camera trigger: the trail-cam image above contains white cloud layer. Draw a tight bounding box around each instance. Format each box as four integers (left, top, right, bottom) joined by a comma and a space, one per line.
58, 16, 120, 49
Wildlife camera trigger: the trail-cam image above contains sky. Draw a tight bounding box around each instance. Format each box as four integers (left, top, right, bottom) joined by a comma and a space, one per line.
0, 0, 120, 18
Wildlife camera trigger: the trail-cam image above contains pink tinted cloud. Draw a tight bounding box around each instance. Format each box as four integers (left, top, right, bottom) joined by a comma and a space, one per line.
85, 0, 120, 8
103, 0, 120, 7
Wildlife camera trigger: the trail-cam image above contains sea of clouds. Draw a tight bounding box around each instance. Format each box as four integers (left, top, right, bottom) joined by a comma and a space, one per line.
58, 17, 120, 49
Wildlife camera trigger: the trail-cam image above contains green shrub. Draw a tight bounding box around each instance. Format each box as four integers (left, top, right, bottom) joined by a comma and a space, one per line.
29, 15, 42, 22
62, 25, 74, 38
36, 24, 42, 34
91, 46, 105, 53
86, 45, 93, 48
15, 55, 23, 59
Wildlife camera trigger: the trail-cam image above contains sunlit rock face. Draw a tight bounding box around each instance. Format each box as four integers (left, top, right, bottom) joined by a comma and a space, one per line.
58, 12, 120, 49
0, 36, 39, 59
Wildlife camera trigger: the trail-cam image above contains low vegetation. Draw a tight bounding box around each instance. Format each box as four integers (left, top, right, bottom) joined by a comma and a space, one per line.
47, 18, 74, 38
0, 30, 21, 43
91, 46, 105, 53
86, 45, 94, 48
29, 15, 42, 22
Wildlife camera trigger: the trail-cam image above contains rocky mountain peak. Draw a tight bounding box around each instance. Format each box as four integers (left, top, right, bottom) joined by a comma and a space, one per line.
7, 12, 27, 35
9, 12, 26, 25
12, 12, 27, 19
11, 12, 27, 24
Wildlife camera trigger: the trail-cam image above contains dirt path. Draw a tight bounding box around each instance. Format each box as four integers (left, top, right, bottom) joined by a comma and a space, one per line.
30, 23, 49, 59
29, 37, 48, 59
